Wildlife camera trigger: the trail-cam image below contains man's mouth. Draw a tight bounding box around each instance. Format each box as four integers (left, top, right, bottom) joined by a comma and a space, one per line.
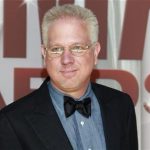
60, 69, 77, 78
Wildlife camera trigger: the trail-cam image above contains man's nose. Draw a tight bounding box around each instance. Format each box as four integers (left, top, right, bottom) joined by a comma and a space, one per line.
61, 49, 75, 65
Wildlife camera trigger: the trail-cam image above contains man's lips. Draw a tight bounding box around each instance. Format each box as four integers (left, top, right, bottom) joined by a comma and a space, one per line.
60, 69, 77, 77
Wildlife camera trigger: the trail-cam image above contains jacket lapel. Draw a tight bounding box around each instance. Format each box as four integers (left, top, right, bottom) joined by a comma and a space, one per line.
24, 78, 120, 150
25, 78, 73, 150
92, 83, 121, 150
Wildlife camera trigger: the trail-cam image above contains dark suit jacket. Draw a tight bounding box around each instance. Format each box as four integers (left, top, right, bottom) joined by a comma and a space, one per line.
0, 77, 138, 150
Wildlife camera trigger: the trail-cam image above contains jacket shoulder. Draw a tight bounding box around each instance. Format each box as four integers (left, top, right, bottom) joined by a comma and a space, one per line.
0, 90, 38, 115
0, 78, 49, 114
91, 82, 134, 106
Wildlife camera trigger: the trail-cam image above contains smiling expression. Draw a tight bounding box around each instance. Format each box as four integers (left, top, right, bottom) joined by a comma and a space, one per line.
42, 18, 100, 98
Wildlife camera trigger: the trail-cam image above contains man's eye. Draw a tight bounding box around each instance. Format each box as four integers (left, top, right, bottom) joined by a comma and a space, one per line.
72, 46, 84, 51
51, 47, 63, 53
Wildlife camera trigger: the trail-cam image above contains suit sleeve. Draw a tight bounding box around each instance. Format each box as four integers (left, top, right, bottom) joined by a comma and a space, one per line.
125, 94, 138, 150
0, 112, 23, 150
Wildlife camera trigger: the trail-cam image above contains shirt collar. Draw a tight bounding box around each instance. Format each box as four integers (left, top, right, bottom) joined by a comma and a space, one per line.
47, 81, 92, 109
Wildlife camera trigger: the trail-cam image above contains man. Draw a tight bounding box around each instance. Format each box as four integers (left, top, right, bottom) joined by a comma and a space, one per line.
0, 4, 138, 150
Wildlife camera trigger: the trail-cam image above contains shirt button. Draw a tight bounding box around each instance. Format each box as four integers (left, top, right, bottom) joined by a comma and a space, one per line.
80, 121, 84, 126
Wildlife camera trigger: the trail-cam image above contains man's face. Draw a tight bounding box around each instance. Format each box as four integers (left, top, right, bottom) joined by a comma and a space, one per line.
42, 18, 100, 98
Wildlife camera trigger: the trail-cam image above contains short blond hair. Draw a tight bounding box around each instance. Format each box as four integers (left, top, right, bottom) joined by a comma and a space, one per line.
42, 4, 99, 46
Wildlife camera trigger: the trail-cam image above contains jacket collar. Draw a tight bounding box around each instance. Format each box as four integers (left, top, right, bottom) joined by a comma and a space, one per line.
27, 77, 116, 150
25, 77, 73, 150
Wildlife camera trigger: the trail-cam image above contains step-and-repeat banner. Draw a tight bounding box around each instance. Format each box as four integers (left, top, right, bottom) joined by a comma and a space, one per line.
0, 0, 150, 149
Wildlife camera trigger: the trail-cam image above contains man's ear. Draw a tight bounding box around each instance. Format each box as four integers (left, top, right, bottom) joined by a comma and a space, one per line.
94, 42, 101, 65
41, 45, 47, 66
41, 45, 46, 58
